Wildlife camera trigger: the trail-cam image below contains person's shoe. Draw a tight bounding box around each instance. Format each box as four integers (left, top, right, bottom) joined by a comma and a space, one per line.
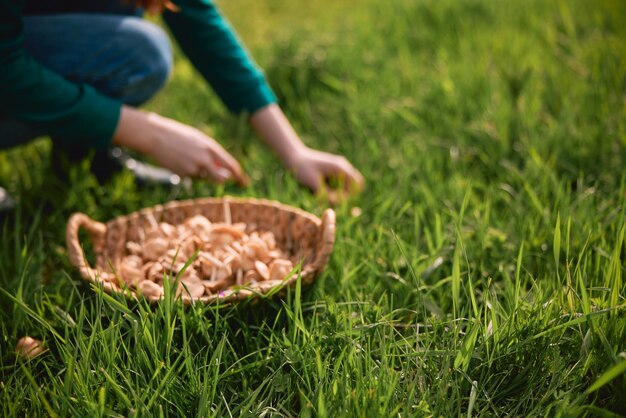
0, 187, 15, 214
51, 146, 184, 188
105, 148, 184, 187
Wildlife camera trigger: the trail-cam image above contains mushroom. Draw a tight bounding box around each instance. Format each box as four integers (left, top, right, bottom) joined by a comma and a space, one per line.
213, 264, 232, 283
143, 261, 165, 283
126, 241, 143, 256
159, 222, 178, 239
269, 259, 294, 281
243, 269, 262, 284
120, 255, 144, 286
254, 260, 270, 281
202, 278, 230, 293
15, 336, 45, 360
210, 224, 245, 246
144, 237, 169, 261
139, 280, 163, 300
179, 267, 201, 283
260, 231, 277, 249
199, 251, 225, 278
178, 277, 205, 299
184, 215, 213, 237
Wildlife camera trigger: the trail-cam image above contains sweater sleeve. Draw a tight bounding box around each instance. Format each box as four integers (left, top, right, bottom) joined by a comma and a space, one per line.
0, 0, 121, 149
162, 0, 276, 114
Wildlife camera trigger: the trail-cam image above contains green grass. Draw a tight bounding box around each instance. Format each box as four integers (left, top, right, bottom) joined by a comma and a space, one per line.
2, 0, 626, 416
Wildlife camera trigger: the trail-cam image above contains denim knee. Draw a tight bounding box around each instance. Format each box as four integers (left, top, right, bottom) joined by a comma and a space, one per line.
115, 18, 173, 106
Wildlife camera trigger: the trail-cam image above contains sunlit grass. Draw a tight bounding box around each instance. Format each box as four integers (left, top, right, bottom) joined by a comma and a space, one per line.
1, 0, 625, 416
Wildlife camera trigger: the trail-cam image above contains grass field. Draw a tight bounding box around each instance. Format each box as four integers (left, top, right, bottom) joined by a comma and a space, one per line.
2, 0, 626, 416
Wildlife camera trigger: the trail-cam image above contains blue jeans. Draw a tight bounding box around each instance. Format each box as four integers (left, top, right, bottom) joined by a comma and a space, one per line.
0, 1, 173, 150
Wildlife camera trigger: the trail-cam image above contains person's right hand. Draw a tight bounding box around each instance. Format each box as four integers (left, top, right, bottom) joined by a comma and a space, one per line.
112, 106, 249, 186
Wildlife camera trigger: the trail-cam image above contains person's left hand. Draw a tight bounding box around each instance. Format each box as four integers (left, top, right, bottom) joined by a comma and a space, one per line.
287, 147, 365, 197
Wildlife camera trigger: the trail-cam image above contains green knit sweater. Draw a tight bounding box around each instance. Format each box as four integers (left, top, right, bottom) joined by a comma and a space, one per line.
0, 0, 276, 149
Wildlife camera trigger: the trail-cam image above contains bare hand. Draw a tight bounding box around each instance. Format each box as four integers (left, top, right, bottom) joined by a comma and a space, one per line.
288, 147, 364, 195
248, 105, 364, 197
113, 107, 249, 186
148, 115, 249, 185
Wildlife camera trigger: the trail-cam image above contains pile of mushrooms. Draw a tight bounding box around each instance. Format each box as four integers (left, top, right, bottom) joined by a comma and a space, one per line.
118, 211, 294, 300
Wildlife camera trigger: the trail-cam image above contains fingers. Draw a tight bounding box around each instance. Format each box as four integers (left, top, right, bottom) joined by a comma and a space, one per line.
338, 159, 365, 192
192, 147, 249, 187
209, 148, 250, 187
291, 151, 364, 198
322, 156, 365, 192
298, 171, 324, 194
195, 165, 230, 183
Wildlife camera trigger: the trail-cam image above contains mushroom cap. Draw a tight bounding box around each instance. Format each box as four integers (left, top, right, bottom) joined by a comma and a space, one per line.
15, 336, 45, 360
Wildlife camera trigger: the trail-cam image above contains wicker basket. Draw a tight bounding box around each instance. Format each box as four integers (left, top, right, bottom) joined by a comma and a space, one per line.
66, 197, 336, 304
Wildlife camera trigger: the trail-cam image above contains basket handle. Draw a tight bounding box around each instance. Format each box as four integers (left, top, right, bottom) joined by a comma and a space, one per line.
311, 208, 336, 274
66, 213, 107, 280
